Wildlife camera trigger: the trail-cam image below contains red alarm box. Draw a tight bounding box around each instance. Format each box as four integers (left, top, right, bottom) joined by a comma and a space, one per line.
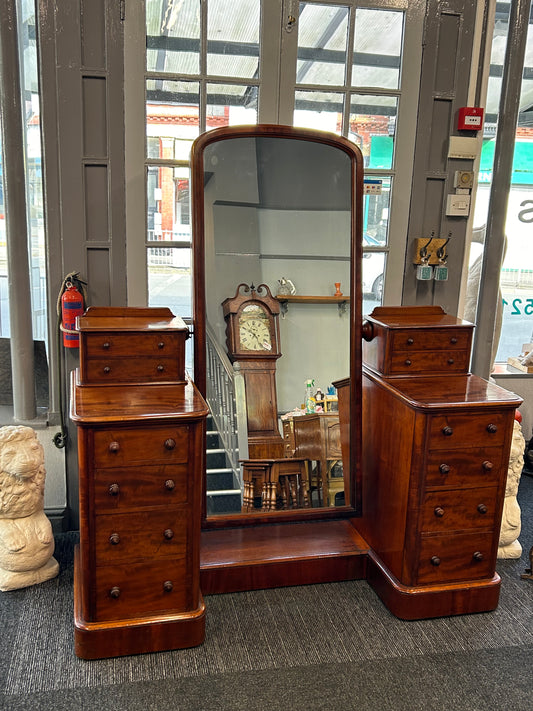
458, 106, 484, 131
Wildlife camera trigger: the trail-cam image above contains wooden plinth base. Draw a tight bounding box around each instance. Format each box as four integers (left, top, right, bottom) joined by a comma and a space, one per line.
366, 551, 501, 620
200, 519, 369, 594
74, 547, 206, 660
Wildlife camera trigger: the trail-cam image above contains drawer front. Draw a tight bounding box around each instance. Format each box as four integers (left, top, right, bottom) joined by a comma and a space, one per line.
389, 349, 470, 375
282, 421, 295, 457
420, 487, 498, 532
94, 510, 187, 565
391, 328, 471, 352
416, 532, 494, 584
94, 464, 189, 510
85, 332, 184, 358
326, 421, 342, 458
84, 357, 181, 384
93, 426, 189, 467
95, 560, 189, 621
425, 447, 503, 489
428, 412, 507, 449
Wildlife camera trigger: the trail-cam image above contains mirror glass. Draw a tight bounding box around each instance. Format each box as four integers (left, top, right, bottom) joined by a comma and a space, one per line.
192, 125, 362, 523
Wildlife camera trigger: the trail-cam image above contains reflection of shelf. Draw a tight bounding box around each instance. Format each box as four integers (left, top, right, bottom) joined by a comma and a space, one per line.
276, 294, 350, 315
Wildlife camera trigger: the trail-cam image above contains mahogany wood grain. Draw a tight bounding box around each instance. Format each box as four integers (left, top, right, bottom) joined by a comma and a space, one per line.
200, 520, 369, 594
366, 551, 502, 620
72, 328, 208, 661
93, 464, 189, 510
74, 548, 206, 659
362, 306, 474, 377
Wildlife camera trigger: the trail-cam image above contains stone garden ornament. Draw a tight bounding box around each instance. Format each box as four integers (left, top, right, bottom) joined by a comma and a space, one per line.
0, 426, 59, 591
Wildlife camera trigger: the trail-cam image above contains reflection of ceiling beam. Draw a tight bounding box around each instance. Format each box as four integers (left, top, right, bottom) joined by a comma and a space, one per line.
147, 36, 401, 71
296, 7, 347, 83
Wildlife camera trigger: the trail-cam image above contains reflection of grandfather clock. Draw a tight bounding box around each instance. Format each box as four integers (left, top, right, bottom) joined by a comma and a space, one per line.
222, 283, 285, 458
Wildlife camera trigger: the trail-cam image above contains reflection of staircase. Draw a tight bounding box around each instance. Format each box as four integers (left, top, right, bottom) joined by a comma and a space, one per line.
205, 414, 242, 515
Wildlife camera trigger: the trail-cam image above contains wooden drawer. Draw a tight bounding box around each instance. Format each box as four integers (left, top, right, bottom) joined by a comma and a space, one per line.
389, 349, 470, 375
94, 510, 187, 565
391, 328, 471, 352
424, 447, 503, 489
94, 464, 189, 510
93, 426, 189, 467
94, 560, 189, 621
420, 487, 497, 532
282, 420, 295, 457
428, 412, 507, 449
84, 356, 182, 384
416, 531, 494, 584
84, 332, 184, 359
326, 421, 342, 458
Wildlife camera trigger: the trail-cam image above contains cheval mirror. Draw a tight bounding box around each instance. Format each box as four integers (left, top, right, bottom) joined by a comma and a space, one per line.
191, 124, 364, 526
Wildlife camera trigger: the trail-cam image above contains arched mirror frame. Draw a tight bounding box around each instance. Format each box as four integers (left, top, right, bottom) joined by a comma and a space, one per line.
191, 124, 364, 528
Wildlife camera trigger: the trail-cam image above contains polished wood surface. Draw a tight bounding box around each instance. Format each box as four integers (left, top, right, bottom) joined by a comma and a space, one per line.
362, 305, 474, 377
200, 520, 369, 594
71, 371, 208, 422
355, 365, 521, 616
78, 306, 188, 386
72, 309, 208, 659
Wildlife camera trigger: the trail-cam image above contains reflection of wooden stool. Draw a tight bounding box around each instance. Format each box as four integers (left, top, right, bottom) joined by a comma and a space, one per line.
240, 459, 310, 512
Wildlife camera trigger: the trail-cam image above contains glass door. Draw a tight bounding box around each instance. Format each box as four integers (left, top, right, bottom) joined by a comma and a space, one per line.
278, 0, 423, 312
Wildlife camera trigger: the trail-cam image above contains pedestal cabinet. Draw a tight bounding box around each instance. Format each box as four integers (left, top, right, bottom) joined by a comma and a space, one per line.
356, 306, 523, 618
71, 308, 208, 659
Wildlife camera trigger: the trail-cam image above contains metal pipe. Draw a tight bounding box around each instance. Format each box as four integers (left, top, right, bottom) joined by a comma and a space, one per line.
471, 0, 532, 379
0, 0, 36, 420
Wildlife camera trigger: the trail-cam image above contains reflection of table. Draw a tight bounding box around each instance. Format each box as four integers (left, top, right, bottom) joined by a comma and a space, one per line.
291, 413, 343, 506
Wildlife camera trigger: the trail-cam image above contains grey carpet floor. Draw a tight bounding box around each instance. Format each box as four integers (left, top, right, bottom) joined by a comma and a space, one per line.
1, 475, 532, 711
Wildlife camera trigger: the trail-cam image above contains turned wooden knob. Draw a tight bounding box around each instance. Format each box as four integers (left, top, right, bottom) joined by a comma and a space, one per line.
157, 364, 165, 372
482, 460, 493, 471
447, 358, 454, 365
108, 483, 120, 495
109, 441, 120, 453
404, 359, 412, 366
165, 479, 175, 491
102, 341, 110, 349
450, 337, 457, 344
109, 533, 121, 545
486, 423, 498, 434
164, 529, 174, 540
163, 580, 173, 592
442, 426, 453, 436
434, 506, 445, 517
164, 438, 176, 450
109, 586, 121, 598
473, 551, 484, 562
361, 320, 374, 342
158, 341, 165, 349
103, 366, 111, 374
431, 556, 441, 566
406, 337, 414, 345
439, 463, 450, 475
477, 503, 488, 514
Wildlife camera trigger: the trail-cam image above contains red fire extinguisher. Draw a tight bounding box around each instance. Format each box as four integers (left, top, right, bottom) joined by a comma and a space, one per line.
61, 282, 84, 348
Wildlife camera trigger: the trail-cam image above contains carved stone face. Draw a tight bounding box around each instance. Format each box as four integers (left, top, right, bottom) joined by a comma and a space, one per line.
0, 426, 44, 480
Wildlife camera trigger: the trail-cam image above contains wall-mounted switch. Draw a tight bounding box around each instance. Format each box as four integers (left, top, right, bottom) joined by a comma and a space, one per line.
446, 194, 470, 217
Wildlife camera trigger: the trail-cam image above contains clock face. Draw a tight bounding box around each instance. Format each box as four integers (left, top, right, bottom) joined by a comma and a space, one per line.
239, 304, 273, 352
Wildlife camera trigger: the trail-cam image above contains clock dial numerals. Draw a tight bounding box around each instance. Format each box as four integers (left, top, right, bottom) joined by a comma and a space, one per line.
239, 308, 272, 351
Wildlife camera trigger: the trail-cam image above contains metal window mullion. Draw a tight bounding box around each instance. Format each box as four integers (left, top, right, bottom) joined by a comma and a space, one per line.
0, 0, 36, 421
199, 0, 208, 133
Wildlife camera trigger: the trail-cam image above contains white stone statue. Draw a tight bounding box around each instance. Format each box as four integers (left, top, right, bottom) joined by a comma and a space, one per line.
498, 418, 525, 559
0, 425, 59, 591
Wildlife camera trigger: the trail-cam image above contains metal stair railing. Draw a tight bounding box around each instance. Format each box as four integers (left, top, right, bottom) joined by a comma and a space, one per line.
206, 323, 248, 496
